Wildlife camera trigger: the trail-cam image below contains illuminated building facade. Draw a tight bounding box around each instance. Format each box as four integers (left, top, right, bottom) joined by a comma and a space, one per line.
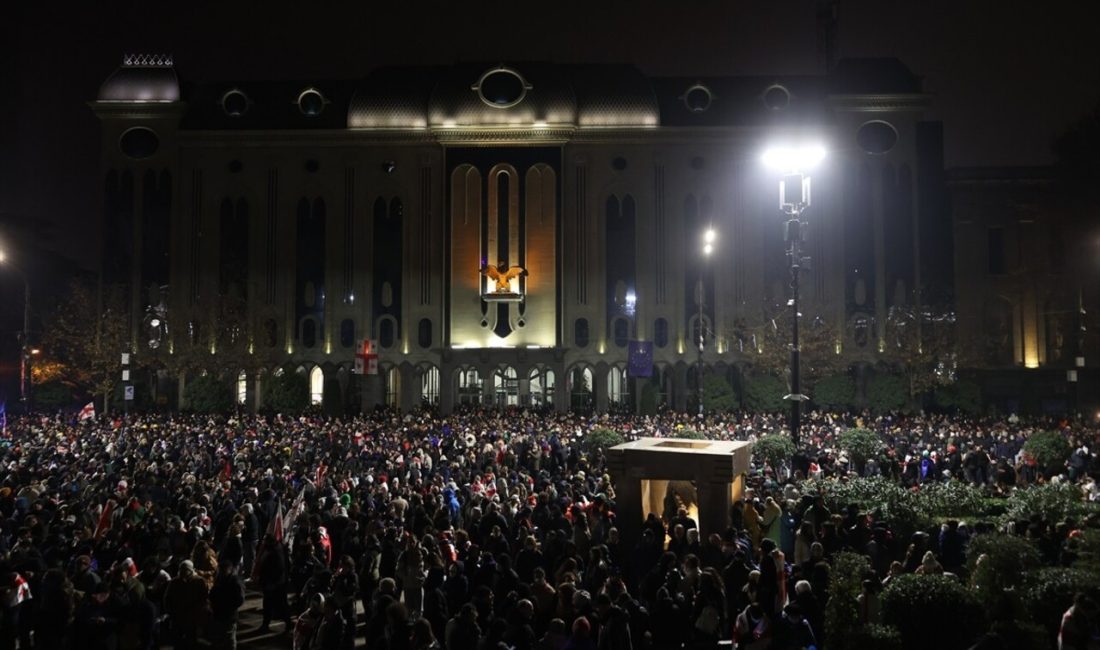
93, 55, 954, 413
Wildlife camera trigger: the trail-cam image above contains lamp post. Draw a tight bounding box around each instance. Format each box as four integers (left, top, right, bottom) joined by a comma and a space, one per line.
762, 144, 825, 447
697, 228, 716, 416
0, 250, 31, 413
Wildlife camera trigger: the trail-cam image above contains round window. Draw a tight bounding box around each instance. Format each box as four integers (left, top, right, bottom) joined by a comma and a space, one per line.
221, 89, 250, 117
684, 84, 712, 112
611, 156, 628, 171
297, 88, 325, 116
763, 84, 791, 110
474, 67, 529, 108
857, 121, 899, 154
118, 127, 159, 159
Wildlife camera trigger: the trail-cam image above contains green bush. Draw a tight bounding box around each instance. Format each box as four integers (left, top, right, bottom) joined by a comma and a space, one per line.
700, 374, 738, 412
1023, 568, 1100, 640
1023, 430, 1073, 475
848, 624, 903, 650
183, 374, 233, 413
1004, 482, 1093, 523
966, 533, 1042, 613
586, 427, 626, 453
838, 427, 884, 470
804, 477, 925, 538
812, 373, 856, 411
881, 574, 984, 650
866, 373, 908, 413
825, 552, 871, 650
916, 481, 988, 520
741, 373, 785, 412
934, 380, 983, 415
33, 379, 76, 412
263, 371, 310, 414
672, 428, 707, 440
754, 433, 796, 474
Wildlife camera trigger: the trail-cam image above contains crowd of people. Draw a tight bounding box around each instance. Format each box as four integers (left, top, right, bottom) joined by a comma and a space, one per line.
0, 406, 1097, 650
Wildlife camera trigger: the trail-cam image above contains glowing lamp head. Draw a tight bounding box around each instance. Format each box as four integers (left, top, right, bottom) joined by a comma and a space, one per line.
704, 229, 716, 244
0, 251, 6, 263
149, 318, 161, 328
703, 243, 714, 256
761, 144, 826, 172
625, 291, 636, 306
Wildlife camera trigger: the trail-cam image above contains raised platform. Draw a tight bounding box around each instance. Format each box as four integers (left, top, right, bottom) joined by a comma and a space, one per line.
481, 292, 524, 302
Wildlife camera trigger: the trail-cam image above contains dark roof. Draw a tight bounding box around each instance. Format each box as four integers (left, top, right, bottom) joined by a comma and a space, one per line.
828, 58, 923, 94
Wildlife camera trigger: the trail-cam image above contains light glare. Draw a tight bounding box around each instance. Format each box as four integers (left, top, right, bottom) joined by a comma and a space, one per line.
762, 144, 826, 171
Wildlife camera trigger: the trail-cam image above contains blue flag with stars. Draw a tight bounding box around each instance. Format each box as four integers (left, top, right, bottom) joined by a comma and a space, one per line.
627, 340, 653, 378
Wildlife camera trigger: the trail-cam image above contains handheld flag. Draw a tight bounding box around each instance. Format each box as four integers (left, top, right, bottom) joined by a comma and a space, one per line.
79, 402, 96, 422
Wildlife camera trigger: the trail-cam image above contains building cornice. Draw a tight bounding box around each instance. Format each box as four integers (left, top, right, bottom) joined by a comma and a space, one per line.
826, 93, 931, 113
89, 101, 189, 120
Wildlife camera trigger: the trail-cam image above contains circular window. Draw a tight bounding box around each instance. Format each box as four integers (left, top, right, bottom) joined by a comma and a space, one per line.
227, 160, 243, 173
684, 84, 712, 112
857, 120, 898, 154
474, 67, 530, 108
118, 127, 159, 159
304, 159, 320, 173
762, 85, 791, 110
611, 156, 628, 171
297, 88, 325, 116
221, 89, 250, 117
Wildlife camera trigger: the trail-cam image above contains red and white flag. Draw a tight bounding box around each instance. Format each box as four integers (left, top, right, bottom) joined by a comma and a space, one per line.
268, 500, 285, 543
78, 402, 96, 422
6, 573, 31, 607
94, 499, 116, 540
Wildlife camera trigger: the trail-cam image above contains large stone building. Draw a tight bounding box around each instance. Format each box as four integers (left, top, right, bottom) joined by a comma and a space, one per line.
92, 55, 952, 413
950, 166, 1099, 414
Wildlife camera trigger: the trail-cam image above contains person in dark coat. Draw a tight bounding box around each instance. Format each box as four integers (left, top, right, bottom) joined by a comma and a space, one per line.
255, 534, 293, 633
209, 561, 246, 649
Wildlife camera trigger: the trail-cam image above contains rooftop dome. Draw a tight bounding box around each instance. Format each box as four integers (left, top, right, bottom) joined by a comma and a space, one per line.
98, 54, 180, 103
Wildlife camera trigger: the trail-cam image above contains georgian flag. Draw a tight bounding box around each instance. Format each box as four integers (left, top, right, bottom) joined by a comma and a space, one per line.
78, 402, 96, 422
4, 573, 31, 608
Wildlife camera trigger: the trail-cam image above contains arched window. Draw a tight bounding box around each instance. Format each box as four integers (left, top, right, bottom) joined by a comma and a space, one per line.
574, 318, 590, 348
608, 366, 629, 405
385, 366, 401, 407
309, 366, 324, 405
340, 319, 355, 348
613, 317, 629, 348
263, 318, 278, 348
654, 318, 669, 348
493, 366, 519, 407
418, 318, 432, 349
420, 366, 440, 406
569, 366, 594, 412
457, 368, 483, 405
302, 318, 317, 349
528, 367, 556, 407
379, 316, 396, 349
237, 370, 248, 405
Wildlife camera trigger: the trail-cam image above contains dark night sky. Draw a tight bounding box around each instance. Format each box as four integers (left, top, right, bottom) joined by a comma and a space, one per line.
2, 0, 1099, 271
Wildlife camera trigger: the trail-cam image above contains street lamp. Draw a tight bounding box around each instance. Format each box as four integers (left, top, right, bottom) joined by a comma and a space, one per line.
762, 143, 826, 447
697, 228, 716, 416
0, 249, 32, 413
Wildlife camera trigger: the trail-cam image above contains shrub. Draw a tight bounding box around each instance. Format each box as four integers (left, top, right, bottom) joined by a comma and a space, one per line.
586, 427, 625, 454
848, 624, 902, 650
700, 374, 739, 412
965, 533, 1042, 613
1004, 482, 1093, 523
33, 379, 76, 412
183, 374, 233, 413
741, 373, 785, 412
671, 428, 707, 440
754, 433, 795, 474
824, 552, 871, 650
881, 574, 984, 650
1023, 568, 1100, 640
915, 481, 987, 520
838, 427, 884, 471
812, 373, 856, 411
263, 371, 310, 414
934, 380, 982, 415
804, 477, 925, 538
866, 372, 908, 413
1023, 430, 1073, 475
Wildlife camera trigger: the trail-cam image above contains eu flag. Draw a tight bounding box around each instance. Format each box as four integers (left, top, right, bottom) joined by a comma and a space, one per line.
627, 340, 654, 378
